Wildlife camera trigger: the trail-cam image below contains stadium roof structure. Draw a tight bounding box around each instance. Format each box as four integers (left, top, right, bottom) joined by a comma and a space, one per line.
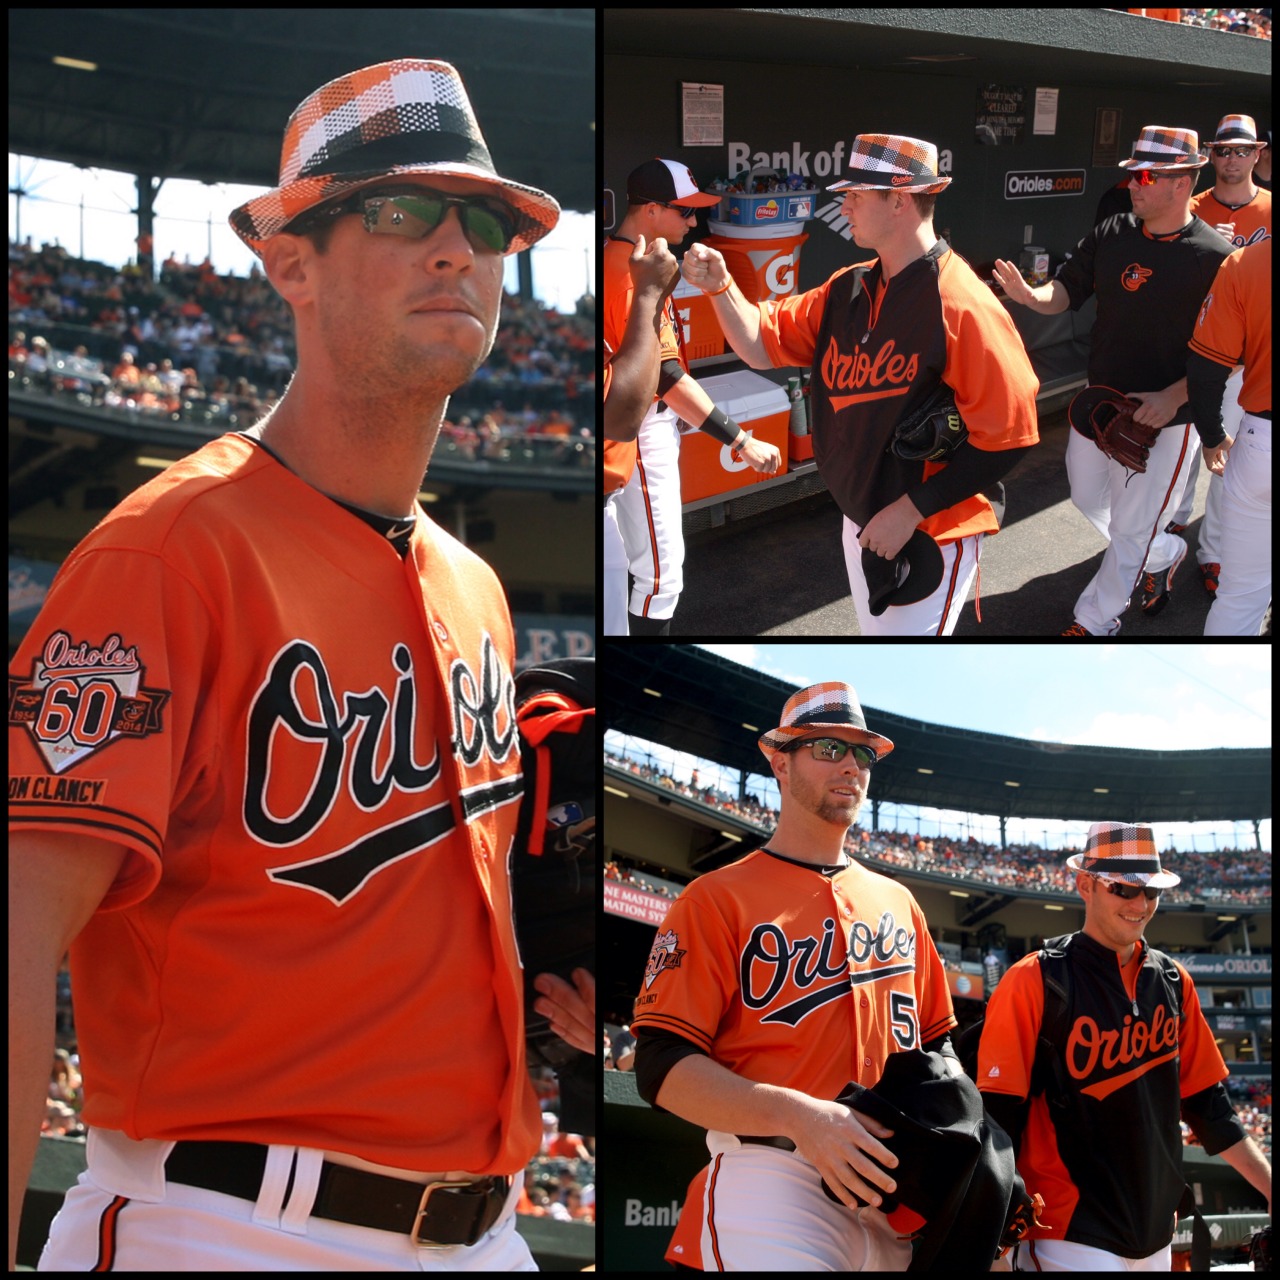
605, 646, 1271, 826
8, 9, 592, 213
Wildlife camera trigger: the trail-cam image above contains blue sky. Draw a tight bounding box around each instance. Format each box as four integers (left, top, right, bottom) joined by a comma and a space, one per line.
605, 644, 1271, 853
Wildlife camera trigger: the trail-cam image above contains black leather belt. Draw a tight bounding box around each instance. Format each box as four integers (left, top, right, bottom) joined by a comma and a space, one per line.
165, 1140, 510, 1247
736, 1134, 797, 1151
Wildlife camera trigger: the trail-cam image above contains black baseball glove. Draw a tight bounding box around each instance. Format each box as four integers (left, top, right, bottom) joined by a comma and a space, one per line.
891, 383, 969, 463
510, 657, 595, 1130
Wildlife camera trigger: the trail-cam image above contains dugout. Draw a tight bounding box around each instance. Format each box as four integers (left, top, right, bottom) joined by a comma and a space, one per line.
603, 8, 1271, 522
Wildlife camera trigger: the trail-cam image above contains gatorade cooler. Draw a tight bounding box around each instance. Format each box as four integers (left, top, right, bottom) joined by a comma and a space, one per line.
679, 370, 790, 504
704, 218, 808, 303
672, 276, 724, 361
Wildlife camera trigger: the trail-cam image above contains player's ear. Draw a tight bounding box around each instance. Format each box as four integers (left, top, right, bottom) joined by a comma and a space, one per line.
261, 233, 319, 312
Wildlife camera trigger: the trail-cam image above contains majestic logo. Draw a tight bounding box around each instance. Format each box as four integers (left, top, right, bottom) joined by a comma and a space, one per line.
252, 633, 519, 904
741, 911, 917, 1027
8, 630, 169, 773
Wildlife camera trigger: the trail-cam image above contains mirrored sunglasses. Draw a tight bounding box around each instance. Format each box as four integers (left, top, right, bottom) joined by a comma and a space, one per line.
1094, 876, 1162, 901
361, 192, 518, 253
1130, 168, 1187, 187
781, 737, 878, 768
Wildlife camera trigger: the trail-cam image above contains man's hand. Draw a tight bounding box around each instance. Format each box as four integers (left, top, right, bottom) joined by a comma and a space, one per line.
533, 968, 595, 1055
858, 492, 923, 560
682, 242, 731, 294
783, 1094, 899, 1210
1124, 386, 1181, 428
628, 234, 679, 300
991, 259, 1036, 306
740, 435, 782, 475
1202, 434, 1233, 476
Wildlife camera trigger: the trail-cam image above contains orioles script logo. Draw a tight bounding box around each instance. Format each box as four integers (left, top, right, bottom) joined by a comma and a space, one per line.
741, 911, 916, 1026
250, 633, 518, 904
820, 336, 918, 413
1066, 1004, 1180, 1100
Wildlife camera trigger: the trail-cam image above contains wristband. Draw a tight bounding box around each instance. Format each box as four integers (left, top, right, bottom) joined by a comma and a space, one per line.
731, 429, 754, 462
706, 278, 732, 296
698, 405, 740, 447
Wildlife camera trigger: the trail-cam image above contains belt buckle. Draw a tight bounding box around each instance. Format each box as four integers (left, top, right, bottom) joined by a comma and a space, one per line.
411, 1178, 480, 1249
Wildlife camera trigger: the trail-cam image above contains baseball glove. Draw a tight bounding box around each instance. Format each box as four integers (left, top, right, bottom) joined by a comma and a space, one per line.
1069, 386, 1159, 474
891, 383, 969, 463
510, 657, 595, 1074
1249, 1224, 1270, 1272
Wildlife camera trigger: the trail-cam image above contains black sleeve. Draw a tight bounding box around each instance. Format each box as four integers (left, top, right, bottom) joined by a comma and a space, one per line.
906, 441, 1033, 521
1185, 350, 1232, 449
982, 1090, 1031, 1156
1180, 1080, 1247, 1156
633, 1026, 708, 1110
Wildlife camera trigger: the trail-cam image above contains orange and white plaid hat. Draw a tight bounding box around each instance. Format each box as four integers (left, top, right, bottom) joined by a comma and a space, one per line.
1118, 126, 1209, 172
229, 59, 560, 258
1210, 114, 1265, 148
827, 134, 952, 195
758, 682, 895, 761
1065, 822, 1181, 887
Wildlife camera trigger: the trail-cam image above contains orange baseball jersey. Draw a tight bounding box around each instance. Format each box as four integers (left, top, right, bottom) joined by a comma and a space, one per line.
1189, 237, 1272, 415
632, 849, 956, 1101
8, 433, 539, 1174
1191, 185, 1271, 248
755, 242, 1039, 544
977, 934, 1229, 1256
603, 236, 685, 497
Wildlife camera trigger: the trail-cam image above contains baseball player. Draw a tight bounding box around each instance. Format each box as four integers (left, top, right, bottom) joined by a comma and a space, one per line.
994, 125, 1234, 635
605, 159, 781, 637
1168, 114, 1272, 596
1188, 237, 1272, 635
9, 59, 569, 1271
683, 134, 1040, 636
604, 234, 681, 637
977, 824, 1272, 1270
632, 682, 957, 1270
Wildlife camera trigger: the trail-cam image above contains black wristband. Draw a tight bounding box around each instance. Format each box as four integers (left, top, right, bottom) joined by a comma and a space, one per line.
699, 405, 740, 447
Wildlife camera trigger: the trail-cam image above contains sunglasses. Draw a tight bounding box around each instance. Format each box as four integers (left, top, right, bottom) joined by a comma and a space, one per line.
1094, 876, 1162, 901
652, 200, 700, 219
299, 189, 519, 253
1130, 168, 1188, 187
1210, 146, 1257, 159
781, 737, 878, 769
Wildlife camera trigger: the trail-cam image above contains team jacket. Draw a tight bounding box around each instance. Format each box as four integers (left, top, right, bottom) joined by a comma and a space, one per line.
8, 433, 539, 1174
1055, 213, 1233, 414
1188, 238, 1272, 422
756, 241, 1039, 543
977, 932, 1229, 1258
632, 849, 956, 1103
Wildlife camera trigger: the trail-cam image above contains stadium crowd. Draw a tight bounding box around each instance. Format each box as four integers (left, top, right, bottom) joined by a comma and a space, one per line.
604, 748, 1272, 907
9, 237, 595, 470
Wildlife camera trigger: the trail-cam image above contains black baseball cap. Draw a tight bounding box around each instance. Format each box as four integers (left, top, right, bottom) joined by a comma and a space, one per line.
626, 158, 721, 207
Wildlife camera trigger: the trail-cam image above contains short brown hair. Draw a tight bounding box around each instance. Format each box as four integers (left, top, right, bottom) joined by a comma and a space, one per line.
875, 189, 937, 219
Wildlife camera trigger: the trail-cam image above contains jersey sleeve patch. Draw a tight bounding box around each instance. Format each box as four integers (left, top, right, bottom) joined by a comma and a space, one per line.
8, 630, 170, 774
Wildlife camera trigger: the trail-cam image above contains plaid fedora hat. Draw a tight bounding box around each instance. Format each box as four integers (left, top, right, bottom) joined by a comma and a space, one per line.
758, 682, 895, 761
1065, 822, 1181, 887
229, 59, 560, 258
1118, 125, 1209, 172
827, 134, 952, 195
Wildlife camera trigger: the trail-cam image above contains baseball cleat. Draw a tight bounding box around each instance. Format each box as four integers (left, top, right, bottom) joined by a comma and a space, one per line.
1198, 562, 1221, 596
1139, 538, 1187, 616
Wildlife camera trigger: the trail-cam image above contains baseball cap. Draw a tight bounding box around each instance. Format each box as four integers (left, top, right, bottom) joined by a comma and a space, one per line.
626, 158, 721, 208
